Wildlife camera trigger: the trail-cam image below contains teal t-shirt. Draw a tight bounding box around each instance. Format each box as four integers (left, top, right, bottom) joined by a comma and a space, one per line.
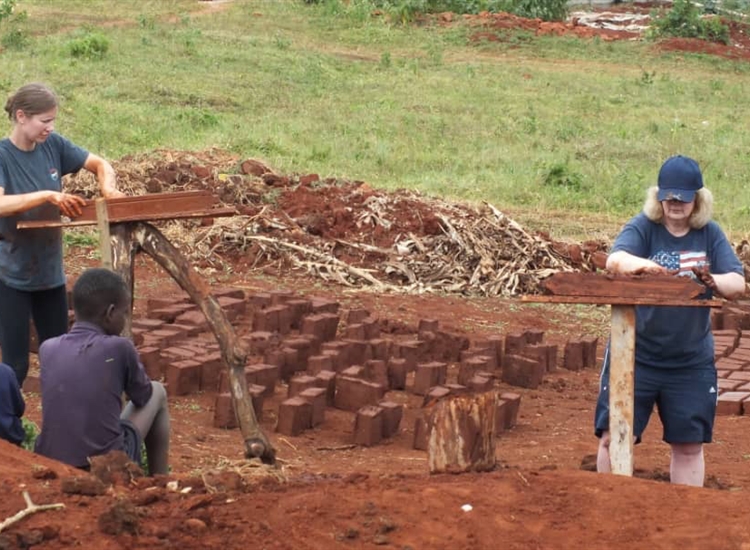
0, 133, 88, 290
612, 212, 744, 369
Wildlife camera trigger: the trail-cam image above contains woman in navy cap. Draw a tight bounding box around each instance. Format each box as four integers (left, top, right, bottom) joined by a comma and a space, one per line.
594, 155, 746, 486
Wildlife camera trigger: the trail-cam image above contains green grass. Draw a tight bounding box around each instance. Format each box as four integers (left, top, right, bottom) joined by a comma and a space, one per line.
2, 0, 750, 240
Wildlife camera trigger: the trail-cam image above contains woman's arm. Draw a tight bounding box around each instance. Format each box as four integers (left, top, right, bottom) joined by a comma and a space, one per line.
693, 268, 746, 300
82, 153, 124, 199
606, 250, 667, 275
0, 187, 86, 218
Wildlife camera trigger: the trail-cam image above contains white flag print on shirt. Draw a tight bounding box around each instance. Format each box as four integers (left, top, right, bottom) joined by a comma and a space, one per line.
651, 250, 708, 275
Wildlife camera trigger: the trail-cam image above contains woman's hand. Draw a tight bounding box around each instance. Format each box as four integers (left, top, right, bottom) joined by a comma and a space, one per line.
48, 192, 86, 218
691, 266, 718, 293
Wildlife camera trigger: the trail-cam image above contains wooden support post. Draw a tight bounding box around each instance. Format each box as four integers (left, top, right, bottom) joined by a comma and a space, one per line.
95, 198, 112, 270
609, 305, 635, 476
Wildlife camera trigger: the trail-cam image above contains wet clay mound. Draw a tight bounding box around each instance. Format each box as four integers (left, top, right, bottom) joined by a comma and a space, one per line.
66, 149, 608, 297
2, 449, 750, 550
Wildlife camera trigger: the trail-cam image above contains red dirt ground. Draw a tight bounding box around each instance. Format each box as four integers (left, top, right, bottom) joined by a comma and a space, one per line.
2, 150, 750, 549
4, 3, 750, 548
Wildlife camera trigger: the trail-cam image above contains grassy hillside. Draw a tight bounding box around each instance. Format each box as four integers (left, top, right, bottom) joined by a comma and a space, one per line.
1, 0, 749, 240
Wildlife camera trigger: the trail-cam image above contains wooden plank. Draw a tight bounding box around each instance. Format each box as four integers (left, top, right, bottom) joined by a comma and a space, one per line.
542, 272, 704, 300
95, 198, 112, 269
521, 295, 724, 307
609, 305, 635, 476
17, 191, 237, 229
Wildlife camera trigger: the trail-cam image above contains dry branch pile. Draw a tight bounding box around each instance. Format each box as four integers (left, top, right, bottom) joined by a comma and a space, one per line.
66, 149, 608, 297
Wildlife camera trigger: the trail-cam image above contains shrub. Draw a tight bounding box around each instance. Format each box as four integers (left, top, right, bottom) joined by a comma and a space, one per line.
21, 418, 38, 452
302, 0, 568, 22
66, 30, 110, 59
649, 0, 730, 45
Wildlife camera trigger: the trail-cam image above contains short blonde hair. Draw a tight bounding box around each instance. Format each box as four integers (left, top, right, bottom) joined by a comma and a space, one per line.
642, 186, 713, 229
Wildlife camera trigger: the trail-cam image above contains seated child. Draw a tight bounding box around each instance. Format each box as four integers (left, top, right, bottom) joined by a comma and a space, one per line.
0, 361, 25, 446
35, 268, 170, 474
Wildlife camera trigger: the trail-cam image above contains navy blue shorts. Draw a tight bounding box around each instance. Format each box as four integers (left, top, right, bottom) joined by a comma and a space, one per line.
121, 419, 143, 466
594, 348, 717, 444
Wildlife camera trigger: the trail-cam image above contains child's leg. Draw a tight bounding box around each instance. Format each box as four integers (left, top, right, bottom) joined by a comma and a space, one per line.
121, 381, 170, 475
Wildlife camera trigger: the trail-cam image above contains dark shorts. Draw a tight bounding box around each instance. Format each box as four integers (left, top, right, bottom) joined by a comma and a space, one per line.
594, 348, 717, 444
121, 419, 143, 466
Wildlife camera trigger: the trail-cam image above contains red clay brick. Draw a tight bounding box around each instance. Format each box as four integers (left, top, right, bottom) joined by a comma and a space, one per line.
468, 374, 493, 392
364, 359, 388, 387
413, 416, 429, 451
285, 299, 312, 330
379, 401, 403, 438
524, 329, 545, 345
499, 392, 521, 429
314, 370, 337, 406
502, 354, 544, 389
413, 362, 447, 395
354, 405, 383, 447
276, 397, 313, 436
334, 376, 386, 412
369, 338, 391, 361
288, 374, 318, 398
138, 346, 163, 380
310, 298, 340, 314
563, 341, 585, 372
580, 336, 599, 369
213, 392, 237, 429
346, 308, 370, 324
307, 354, 334, 374
504, 332, 527, 356
345, 323, 366, 340
717, 391, 749, 415
299, 387, 327, 427
196, 352, 223, 391
245, 363, 279, 397
166, 359, 201, 396
387, 358, 408, 390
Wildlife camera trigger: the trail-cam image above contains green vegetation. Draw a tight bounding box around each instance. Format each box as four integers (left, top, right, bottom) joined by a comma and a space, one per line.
21, 417, 38, 452
650, 0, 730, 44
1, 1, 750, 240
305, 0, 568, 22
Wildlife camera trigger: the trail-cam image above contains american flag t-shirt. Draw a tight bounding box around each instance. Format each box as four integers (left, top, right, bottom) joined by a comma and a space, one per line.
650, 250, 708, 275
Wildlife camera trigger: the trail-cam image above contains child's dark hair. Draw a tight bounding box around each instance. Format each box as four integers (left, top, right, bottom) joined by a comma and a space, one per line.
4, 83, 58, 121
72, 268, 128, 321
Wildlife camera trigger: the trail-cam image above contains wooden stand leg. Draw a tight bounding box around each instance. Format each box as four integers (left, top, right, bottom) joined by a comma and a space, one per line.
609, 305, 635, 476
95, 198, 113, 270
111, 222, 276, 464
111, 223, 138, 339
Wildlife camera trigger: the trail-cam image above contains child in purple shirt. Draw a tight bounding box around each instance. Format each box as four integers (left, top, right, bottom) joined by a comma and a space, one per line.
35, 268, 170, 474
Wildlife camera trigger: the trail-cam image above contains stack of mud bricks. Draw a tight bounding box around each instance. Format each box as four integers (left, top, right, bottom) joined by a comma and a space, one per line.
712, 301, 750, 416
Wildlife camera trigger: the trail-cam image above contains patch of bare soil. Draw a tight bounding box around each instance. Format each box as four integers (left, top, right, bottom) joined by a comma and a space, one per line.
452, 4, 750, 62
2, 150, 750, 549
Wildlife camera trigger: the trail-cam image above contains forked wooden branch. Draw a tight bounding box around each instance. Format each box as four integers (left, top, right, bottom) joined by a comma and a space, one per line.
0, 491, 65, 533
111, 222, 276, 465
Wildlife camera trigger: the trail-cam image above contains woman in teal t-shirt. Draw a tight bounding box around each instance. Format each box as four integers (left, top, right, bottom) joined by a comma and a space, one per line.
0, 82, 124, 386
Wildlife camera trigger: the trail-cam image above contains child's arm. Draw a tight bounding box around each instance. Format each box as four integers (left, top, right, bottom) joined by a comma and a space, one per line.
121, 342, 154, 408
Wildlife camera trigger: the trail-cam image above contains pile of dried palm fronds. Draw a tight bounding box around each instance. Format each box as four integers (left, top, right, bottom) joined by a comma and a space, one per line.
65, 150, 603, 297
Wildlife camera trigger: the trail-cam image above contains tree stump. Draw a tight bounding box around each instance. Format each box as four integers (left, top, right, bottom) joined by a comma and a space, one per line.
427, 391, 498, 474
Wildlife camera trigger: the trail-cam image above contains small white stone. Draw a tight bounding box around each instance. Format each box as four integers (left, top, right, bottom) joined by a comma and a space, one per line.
461, 504, 473, 512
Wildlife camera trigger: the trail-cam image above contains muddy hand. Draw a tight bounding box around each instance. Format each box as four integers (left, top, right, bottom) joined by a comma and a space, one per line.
692, 266, 719, 293
632, 265, 670, 276
50, 192, 87, 218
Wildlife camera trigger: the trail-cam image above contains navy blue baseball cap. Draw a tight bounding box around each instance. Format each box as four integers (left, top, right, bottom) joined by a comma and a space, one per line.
657, 155, 703, 203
